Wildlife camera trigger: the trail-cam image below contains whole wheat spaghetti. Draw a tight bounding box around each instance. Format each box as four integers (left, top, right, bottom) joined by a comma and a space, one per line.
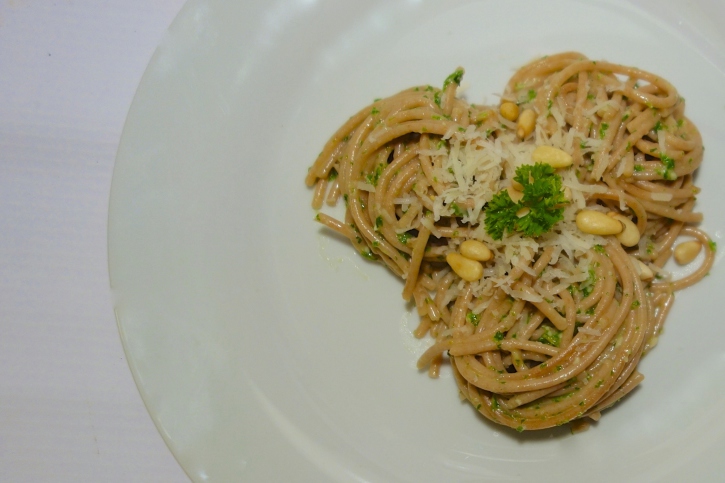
306, 52, 714, 431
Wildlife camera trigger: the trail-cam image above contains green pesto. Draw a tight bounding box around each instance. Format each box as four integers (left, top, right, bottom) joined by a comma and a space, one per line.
365, 163, 385, 186
397, 232, 411, 245
466, 312, 480, 327
450, 202, 466, 217
537, 325, 562, 347
599, 122, 609, 139
658, 153, 677, 180
442, 68, 464, 90
434, 91, 442, 107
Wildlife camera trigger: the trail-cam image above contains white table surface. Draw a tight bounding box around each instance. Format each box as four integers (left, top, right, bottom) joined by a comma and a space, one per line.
0, 1, 190, 481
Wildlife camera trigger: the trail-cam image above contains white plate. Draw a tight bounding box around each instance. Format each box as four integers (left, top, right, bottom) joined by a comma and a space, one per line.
108, 0, 725, 481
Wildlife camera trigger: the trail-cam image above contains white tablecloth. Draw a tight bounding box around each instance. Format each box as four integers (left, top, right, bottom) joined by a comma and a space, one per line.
1, 1, 189, 480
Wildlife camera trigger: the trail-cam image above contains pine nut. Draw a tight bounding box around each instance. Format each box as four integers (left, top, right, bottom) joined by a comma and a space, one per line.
500, 102, 520, 122
446, 252, 484, 282
563, 186, 572, 201
674, 240, 701, 265
607, 212, 640, 247
576, 210, 624, 236
516, 207, 530, 218
506, 185, 524, 203
531, 145, 573, 169
629, 255, 654, 280
460, 239, 493, 262
517, 109, 536, 139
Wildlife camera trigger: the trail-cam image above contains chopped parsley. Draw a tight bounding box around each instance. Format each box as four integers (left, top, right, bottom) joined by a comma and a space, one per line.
709, 240, 717, 252
484, 163, 567, 240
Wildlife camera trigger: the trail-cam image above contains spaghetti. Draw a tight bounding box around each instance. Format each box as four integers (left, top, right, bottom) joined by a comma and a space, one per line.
306, 52, 714, 431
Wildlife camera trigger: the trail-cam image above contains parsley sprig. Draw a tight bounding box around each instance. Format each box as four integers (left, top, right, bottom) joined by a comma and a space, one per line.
484, 163, 567, 240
